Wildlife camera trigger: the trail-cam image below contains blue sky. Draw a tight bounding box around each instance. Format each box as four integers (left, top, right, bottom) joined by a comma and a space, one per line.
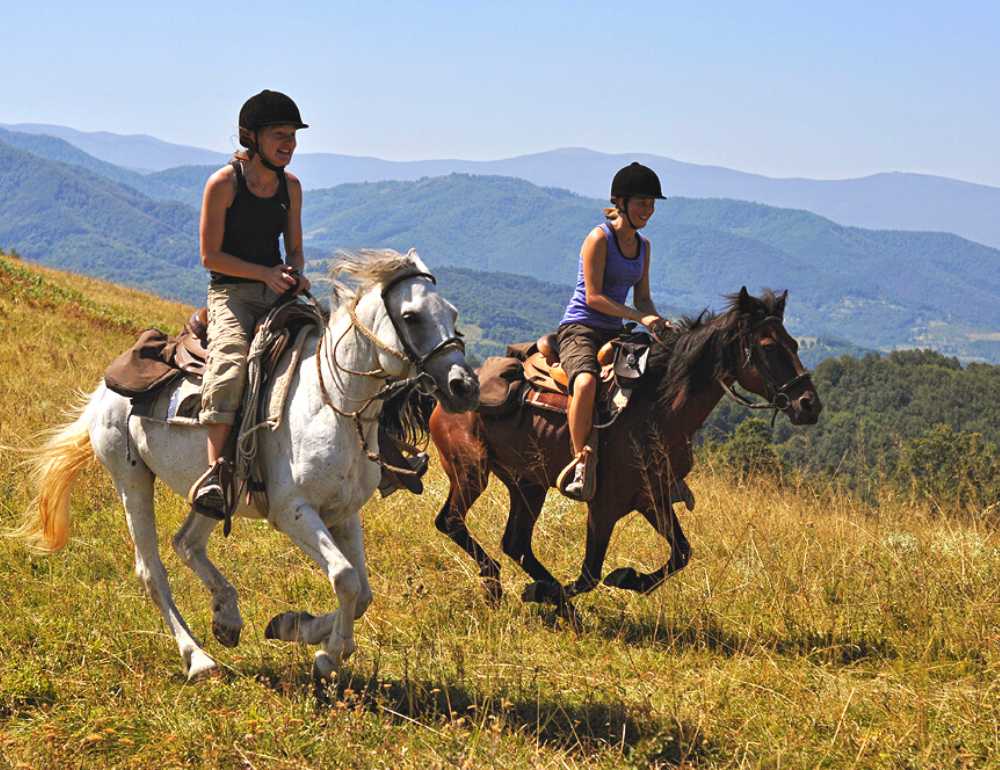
5, 0, 999, 185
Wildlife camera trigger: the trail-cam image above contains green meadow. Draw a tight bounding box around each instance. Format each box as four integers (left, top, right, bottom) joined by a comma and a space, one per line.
2, 253, 1000, 769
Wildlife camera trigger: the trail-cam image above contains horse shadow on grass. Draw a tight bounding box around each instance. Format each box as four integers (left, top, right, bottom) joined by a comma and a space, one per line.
248, 660, 715, 767
579, 602, 897, 666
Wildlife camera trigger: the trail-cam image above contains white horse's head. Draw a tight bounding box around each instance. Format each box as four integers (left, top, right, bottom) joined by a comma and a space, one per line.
329, 249, 479, 414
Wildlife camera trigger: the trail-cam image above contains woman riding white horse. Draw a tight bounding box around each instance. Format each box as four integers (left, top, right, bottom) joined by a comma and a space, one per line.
17, 249, 479, 682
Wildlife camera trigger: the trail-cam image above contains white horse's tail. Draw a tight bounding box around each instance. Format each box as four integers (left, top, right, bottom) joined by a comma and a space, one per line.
12, 393, 97, 553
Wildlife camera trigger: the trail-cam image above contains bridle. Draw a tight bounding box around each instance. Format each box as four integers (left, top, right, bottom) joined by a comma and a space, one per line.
315, 270, 466, 470
720, 315, 813, 424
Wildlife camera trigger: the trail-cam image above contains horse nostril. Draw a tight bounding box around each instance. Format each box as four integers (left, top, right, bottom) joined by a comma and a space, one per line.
450, 375, 475, 398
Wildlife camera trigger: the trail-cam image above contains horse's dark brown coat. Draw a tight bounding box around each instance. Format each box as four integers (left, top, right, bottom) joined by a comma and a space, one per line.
429, 289, 823, 620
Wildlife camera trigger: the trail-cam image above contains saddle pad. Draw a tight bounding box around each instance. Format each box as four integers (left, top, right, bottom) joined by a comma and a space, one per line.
131, 374, 204, 425
523, 351, 617, 395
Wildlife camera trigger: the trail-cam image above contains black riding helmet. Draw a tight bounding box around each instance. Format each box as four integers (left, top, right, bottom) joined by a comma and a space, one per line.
238, 90, 308, 170
610, 162, 665, 230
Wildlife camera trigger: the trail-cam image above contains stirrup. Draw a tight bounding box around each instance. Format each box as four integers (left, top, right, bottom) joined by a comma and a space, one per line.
188, 459, 237, 535
557, 446, 596, 502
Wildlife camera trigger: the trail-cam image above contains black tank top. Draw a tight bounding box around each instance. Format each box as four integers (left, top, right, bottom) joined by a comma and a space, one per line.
211, 159, 290, 285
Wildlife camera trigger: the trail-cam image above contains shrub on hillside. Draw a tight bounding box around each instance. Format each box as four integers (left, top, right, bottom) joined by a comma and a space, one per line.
895, 424, 1000, 511
710, 418, 783, 482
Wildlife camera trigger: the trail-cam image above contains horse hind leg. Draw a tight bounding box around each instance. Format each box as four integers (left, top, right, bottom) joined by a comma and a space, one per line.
604, 502, 692, 594
113, 471, 218, 680
172, 512, 242, 648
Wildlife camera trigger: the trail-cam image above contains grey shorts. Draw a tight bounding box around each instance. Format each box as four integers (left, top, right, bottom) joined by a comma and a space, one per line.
200, 282, 280, 425
556, 323, 619, 395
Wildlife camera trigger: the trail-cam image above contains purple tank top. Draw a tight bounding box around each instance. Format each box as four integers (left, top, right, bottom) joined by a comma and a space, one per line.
561, 223, 647, 330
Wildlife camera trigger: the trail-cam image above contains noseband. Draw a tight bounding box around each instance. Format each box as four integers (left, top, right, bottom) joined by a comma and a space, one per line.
720, 315, 812, 423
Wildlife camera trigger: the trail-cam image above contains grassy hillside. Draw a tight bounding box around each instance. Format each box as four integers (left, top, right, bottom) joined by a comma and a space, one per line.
3, 255, 1000, 768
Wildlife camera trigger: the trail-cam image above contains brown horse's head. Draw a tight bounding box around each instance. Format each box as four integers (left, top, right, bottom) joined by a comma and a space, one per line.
726, 287, 822, 426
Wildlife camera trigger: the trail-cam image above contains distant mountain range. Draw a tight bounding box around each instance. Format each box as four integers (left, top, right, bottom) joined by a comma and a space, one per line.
5, 122, 1000, 250
2, 128, 998, 363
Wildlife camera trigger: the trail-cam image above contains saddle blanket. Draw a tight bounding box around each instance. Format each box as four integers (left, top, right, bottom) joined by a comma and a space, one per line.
130, 326, 316, 429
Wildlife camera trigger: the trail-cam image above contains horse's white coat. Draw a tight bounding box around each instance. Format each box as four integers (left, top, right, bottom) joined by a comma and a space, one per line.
68, 252, 478, 680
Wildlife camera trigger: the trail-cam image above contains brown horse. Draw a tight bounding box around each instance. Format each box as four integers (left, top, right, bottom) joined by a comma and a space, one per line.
429, 287, 822, 622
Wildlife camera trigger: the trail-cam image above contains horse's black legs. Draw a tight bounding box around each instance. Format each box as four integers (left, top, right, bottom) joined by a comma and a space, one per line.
563, 508, 615, 599
435, 494, 504, 603
498, 479, 558, 584
604, 503, 692, 594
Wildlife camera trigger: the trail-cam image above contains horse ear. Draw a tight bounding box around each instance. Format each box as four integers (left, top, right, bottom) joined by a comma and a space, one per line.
738, 286, 752, 314
775, 290, 788, 318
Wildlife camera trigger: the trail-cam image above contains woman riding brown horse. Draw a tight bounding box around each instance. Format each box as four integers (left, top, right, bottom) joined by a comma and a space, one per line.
429, 287, 822, 624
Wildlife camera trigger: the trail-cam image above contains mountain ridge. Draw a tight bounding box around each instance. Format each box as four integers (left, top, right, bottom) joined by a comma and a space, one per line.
5, 123, 999, 249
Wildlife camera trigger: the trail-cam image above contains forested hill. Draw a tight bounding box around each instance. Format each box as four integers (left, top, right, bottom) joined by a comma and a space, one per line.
4, 136, 999, 362
0, 139, 205, 302
703, 348, 1000, 507
304, 175, 1000, 360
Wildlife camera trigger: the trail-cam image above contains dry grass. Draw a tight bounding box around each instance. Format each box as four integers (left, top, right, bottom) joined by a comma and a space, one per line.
3, 255, 1000, 768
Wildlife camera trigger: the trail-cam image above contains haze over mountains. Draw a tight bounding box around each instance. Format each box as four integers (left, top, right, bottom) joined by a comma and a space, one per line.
1, 123, 998, 363
6, 122, 1000, 251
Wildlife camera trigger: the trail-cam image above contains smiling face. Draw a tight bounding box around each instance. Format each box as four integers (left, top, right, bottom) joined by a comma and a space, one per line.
625, 197, 656, 228
254, 124, 298, 167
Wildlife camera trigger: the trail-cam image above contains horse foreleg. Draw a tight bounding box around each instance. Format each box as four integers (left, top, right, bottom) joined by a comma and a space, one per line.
269, 504, 367, 681
172, 512, 243, 648
604, 503, 692, 594
497, 478, 574, 615
563, 506, 616, 601
265, 513, 373, 646
434, 451, 503, 603
114, 476, 217, 681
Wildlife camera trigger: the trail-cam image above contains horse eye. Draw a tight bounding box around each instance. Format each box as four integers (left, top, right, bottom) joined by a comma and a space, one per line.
401, 311, 421, 325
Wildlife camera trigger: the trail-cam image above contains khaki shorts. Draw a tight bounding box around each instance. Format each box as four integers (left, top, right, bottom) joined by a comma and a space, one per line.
556, 323, 619, 396
199, 282, 279, 425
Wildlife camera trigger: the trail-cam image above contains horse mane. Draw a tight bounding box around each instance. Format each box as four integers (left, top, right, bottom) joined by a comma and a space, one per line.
326, 248, 430, 310
646, 288, 787, 405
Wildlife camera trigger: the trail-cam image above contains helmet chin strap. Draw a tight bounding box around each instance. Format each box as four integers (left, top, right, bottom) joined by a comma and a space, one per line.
618, 197, 642, 231
255, 145, 283, 172
250, 129, 284, 172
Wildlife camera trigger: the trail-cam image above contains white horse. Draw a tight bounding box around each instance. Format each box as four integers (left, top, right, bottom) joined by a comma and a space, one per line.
17, 249, 479, 682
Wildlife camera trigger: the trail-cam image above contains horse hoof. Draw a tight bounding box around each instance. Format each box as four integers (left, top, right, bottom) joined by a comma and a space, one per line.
265, 611, 316, 642
185, 652, 219, 683
312, 651, 341, 683
213, 620, 242, 648
521, 581, 544, 604
604, 567, 639, 590
522, 580, 562, 606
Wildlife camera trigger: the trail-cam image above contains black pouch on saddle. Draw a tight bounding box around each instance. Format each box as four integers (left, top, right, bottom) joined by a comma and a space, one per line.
610, 327, 652, 390
476, 356, 526, 416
